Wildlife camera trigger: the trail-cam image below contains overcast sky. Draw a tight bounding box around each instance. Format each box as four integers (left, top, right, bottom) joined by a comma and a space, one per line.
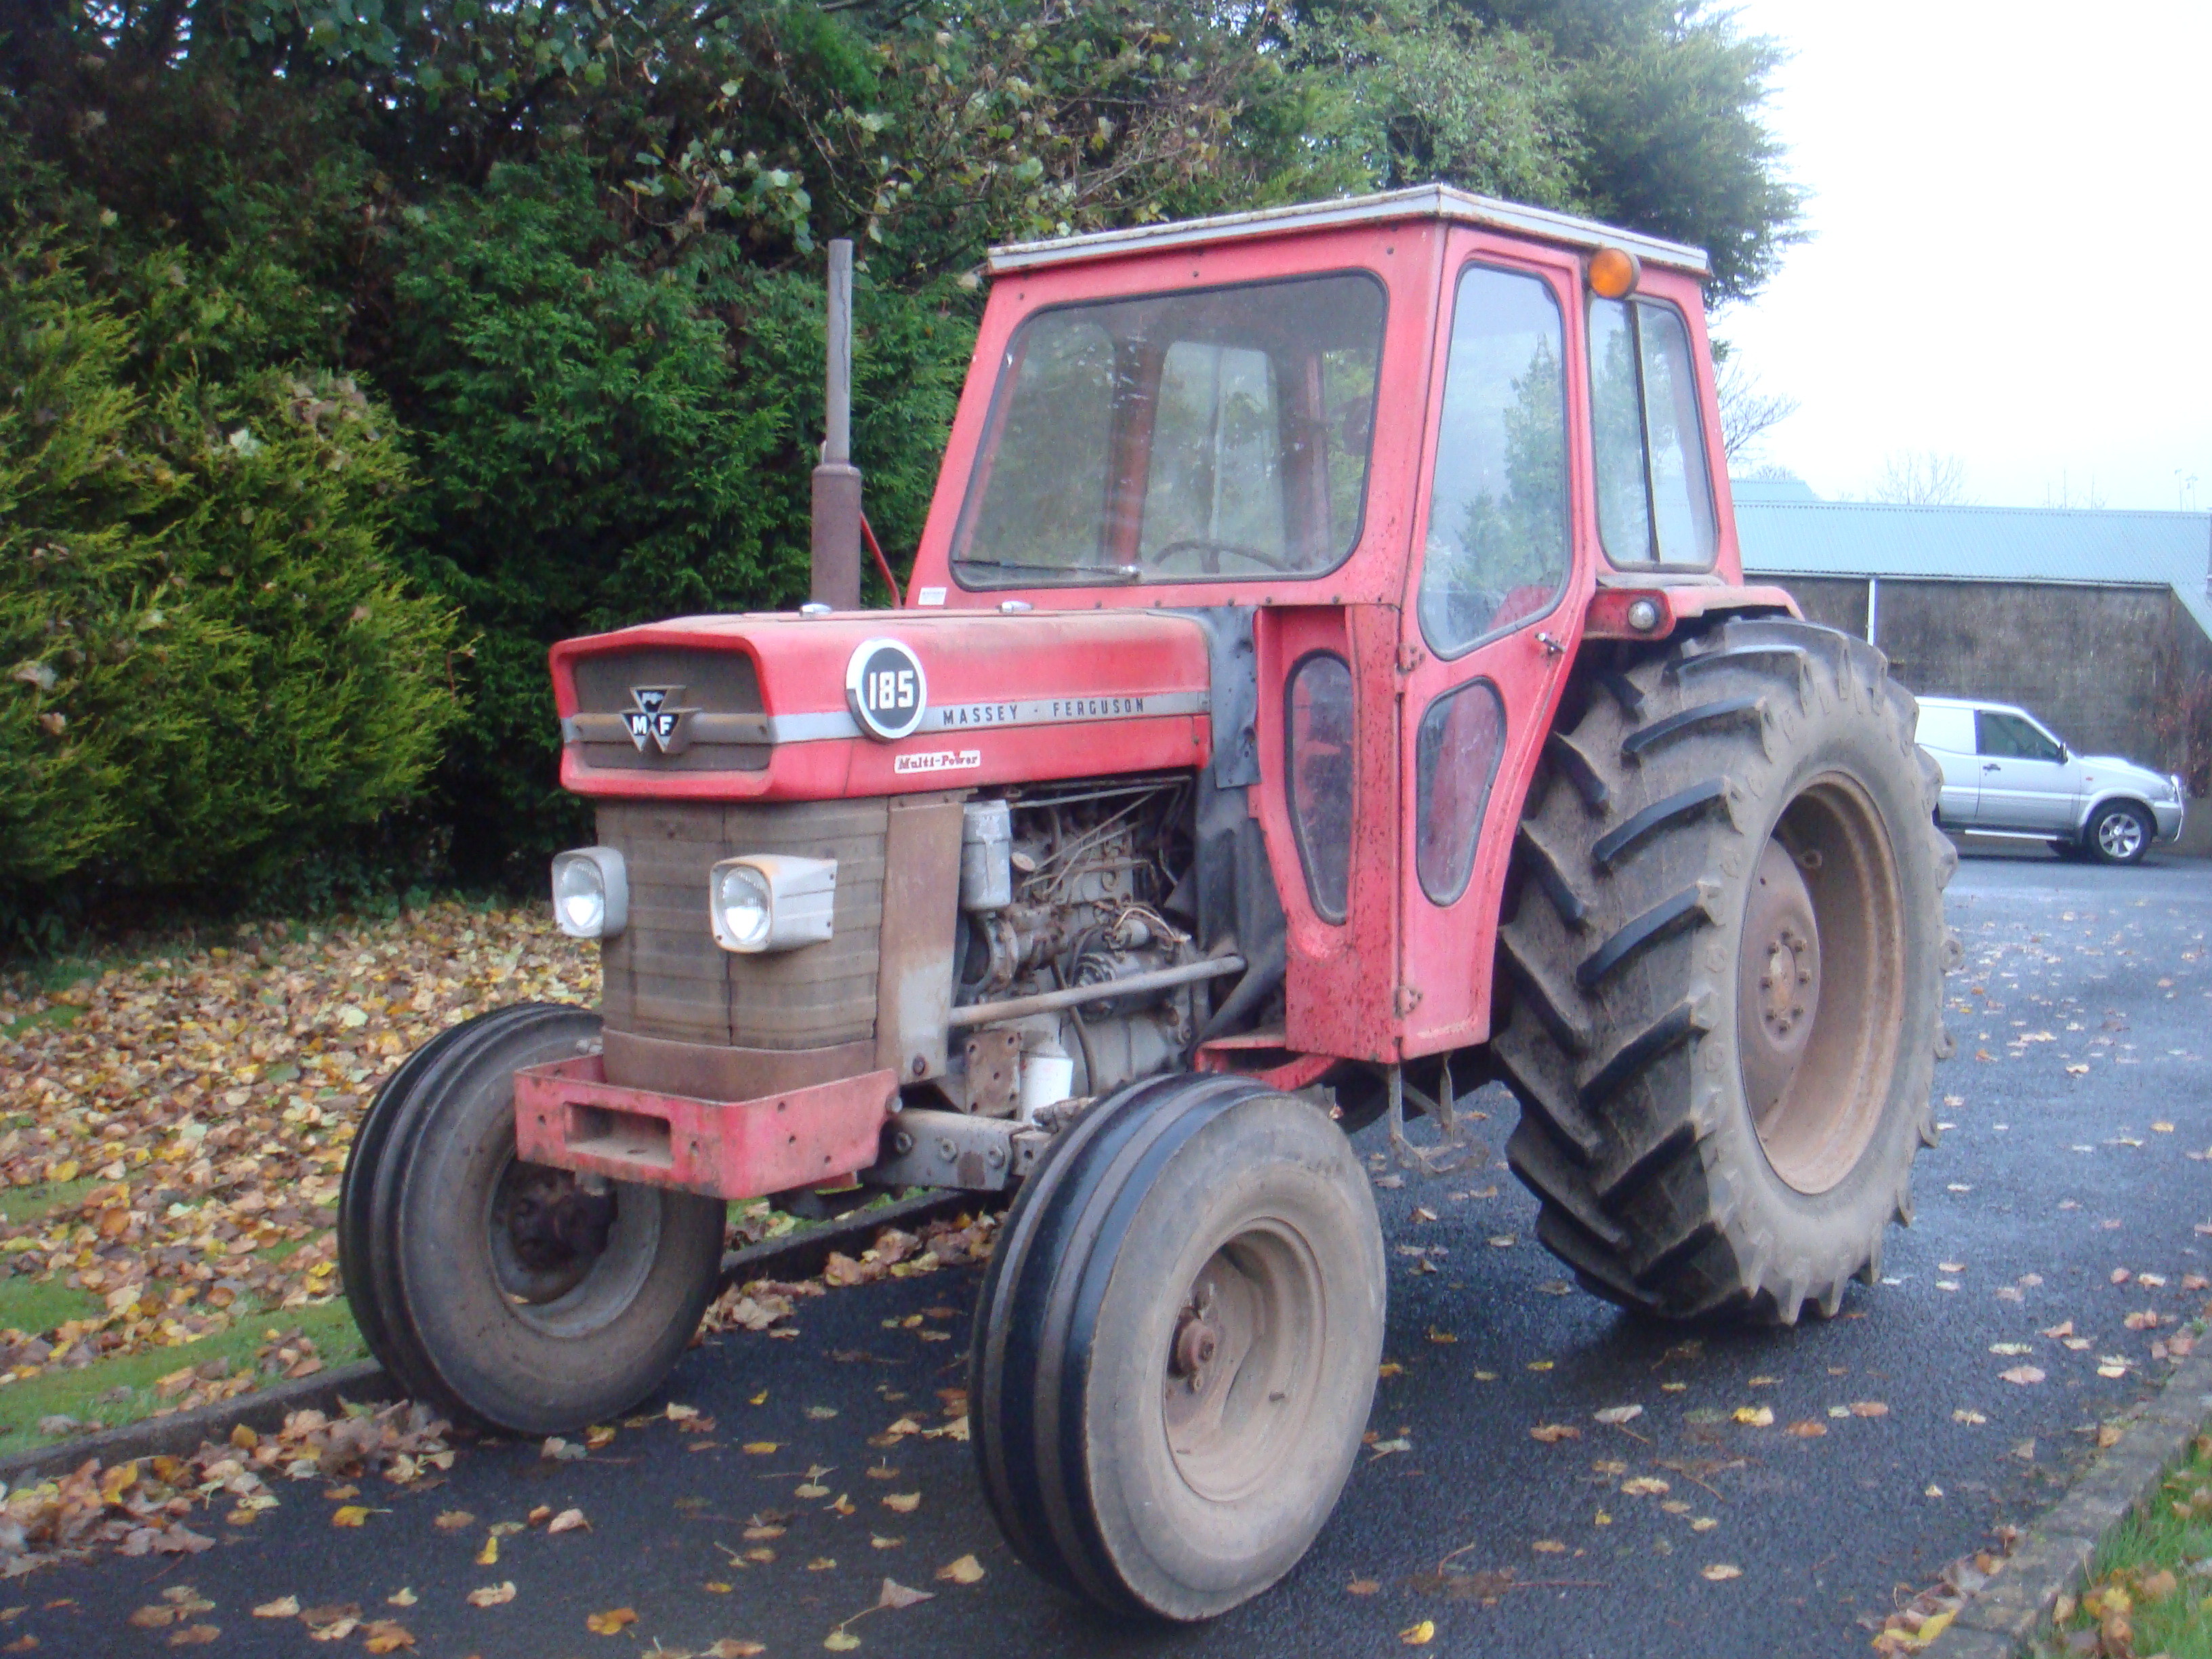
1715, 0, 2211, 512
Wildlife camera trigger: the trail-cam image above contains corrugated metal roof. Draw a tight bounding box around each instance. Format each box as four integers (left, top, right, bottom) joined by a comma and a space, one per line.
1735, 497, 2212, 640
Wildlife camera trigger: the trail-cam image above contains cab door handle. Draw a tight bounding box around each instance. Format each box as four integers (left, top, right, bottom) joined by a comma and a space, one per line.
1983, 762, 2001, 771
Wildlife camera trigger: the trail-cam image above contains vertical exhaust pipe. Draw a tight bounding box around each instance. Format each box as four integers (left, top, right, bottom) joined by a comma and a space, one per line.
811, 239, 863, 611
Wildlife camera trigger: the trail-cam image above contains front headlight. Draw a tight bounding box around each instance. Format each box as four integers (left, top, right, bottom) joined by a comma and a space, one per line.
551, 847, 628, 939
710, 855, 838, 954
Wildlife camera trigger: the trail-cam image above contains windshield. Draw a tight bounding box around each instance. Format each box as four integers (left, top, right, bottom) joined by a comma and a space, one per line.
951, 273, 1387, 587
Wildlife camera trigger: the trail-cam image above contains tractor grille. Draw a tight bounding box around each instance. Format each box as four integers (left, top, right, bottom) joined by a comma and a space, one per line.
595, 798, 887, 1052
571, 648, 771, 772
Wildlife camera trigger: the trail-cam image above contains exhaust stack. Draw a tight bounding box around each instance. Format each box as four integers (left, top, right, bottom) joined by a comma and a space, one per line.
811, 239, 863, 611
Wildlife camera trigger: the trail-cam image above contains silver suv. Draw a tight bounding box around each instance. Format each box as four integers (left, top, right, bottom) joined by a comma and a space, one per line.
1914, 697, 2184, 864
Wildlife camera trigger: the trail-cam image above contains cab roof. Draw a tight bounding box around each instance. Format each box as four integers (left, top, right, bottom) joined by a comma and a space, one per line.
986, 184, 1711, 278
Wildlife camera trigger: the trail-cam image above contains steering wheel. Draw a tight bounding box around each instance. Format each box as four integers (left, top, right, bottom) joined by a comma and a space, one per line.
1145, 538, 1309, 577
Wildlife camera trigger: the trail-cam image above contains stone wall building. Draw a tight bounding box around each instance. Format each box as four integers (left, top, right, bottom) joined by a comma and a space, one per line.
1732, 480, 2212, 848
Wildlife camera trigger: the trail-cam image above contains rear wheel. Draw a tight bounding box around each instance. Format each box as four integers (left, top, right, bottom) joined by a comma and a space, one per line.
2087, 800, 2152, 865
971, 1074, 1384, 1620
340, 1004, 726, 1431
1496, 618, 1958, 1322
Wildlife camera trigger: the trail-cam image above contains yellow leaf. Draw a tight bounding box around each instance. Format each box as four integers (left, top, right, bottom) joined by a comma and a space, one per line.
1915, 1610, 1954, 1641
1377, 1362, 1404, 1378
466, 1583, 515, 1608
586, 1607, 638, 1636
882, 1493, 921, 1514
386, 1589, 417, 1607
253, 1598, 300, 1619
548, 1508, 588, 1534
743, 1441, 780, 1456
1399, 1619, 1435, 1645
705, 1645, 766, 1658
1732, 1406, 1774, 1427
1532, 1540, 1568, 1554
703, 1582, 733, 1595
935, 1555, 985, 1585
1702, 1563, 1742, 1581
824, 1633, 861, 1652
474, 1536, 498, 1567
332, 1506, 371, 1528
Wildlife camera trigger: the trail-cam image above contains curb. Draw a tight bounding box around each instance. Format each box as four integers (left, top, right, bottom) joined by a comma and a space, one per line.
1925, 1347, 2212, 1658
0, 1187, 992, 1489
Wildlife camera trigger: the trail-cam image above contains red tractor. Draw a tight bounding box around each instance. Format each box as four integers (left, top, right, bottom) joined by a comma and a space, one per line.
340, 186, 1957, 1620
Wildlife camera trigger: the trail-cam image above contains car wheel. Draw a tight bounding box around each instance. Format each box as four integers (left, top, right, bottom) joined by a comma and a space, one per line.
2087, 802, 2152, 865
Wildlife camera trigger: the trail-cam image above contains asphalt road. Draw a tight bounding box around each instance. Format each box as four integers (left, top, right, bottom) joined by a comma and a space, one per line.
44, 846, 2212, 1659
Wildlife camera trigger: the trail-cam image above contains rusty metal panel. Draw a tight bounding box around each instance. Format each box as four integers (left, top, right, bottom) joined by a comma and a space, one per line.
596, 798, 888, 1053
514, 1054, 897, 1201
874, 792, 964, 1082
600, 1029, 875, 1100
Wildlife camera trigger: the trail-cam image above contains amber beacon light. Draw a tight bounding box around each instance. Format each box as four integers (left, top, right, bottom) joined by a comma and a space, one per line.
1587, 245, 1642, 299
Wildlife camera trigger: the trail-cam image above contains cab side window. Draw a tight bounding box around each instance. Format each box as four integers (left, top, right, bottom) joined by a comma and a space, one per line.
1977, 711, 2062, 762
1416, 265, 1572, 657
1589, 298, 1718, 567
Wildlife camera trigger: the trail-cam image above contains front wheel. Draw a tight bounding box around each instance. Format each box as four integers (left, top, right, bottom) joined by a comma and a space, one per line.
2087, 800, 2152, 865
971, 1074, 1385, 1621
340, 1004, 726, 1432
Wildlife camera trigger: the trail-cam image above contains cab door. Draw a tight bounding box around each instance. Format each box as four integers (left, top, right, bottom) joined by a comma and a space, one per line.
1393, 236, 1588, 1051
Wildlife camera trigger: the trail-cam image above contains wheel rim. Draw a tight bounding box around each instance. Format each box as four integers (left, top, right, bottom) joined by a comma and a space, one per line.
2098, 811, 2144, 860
484, 1155, 663, 1339
1737, 773, 1906, 1195
1160, 1220, 1327, 1504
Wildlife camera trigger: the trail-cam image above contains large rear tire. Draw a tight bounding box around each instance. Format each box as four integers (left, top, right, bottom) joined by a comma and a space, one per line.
971, 1073, 1385, 1620
340, 1004, 726, 1431
1497, 618, 1957, 1323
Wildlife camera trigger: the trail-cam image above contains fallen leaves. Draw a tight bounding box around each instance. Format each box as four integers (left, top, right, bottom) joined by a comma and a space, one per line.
1784, 1420, 1828, 1439
880, 1494, 921, 1515
0, 906, 595, 1401
935, 1555, 985, 1585
585, 1607, 638, 1636
1528, 1424, 1580, 1444
1732, 1406, 1774, 1427
1999, 1366, 2047, 1387
466, 1583, 516, 1609
1700, 1563, 1742, 1582
548, 1508, 588, 1535
1593, 1405, 1643, 1426
0, 1399, 447, 1577
1399, 1619, 1436, 1645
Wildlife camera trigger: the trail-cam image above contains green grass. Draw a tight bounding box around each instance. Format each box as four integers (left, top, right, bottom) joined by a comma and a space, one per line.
2039, 1436, 2212, 1658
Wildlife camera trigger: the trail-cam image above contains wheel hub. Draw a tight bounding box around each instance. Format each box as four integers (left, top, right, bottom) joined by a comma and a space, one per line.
489, 1160, 621, 1306
1738, 838, 1822, 1122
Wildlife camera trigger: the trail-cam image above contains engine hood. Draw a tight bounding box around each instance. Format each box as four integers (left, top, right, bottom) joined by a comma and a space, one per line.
551, 609, 1216, 800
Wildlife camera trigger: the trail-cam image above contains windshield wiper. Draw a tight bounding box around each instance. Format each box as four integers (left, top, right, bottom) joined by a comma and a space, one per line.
954, 557, 1143, 583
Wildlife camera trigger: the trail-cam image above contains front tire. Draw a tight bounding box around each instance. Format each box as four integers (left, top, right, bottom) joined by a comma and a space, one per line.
340, 1004, 726, 1431
2087, 800, 2152, 865
971, 1074, 1384, 1620
1496, 619, 1957, 1324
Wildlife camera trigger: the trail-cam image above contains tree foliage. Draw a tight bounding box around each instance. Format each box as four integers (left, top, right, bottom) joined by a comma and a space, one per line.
1, 0, 1805, 897
0, 218, 459, 926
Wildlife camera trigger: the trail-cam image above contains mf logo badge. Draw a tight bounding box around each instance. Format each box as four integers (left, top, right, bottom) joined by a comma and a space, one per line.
622, 686, 698, 755
845, 638, 928, 741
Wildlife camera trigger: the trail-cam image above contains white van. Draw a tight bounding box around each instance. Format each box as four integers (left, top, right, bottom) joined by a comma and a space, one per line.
1914, 697, 2184, 863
